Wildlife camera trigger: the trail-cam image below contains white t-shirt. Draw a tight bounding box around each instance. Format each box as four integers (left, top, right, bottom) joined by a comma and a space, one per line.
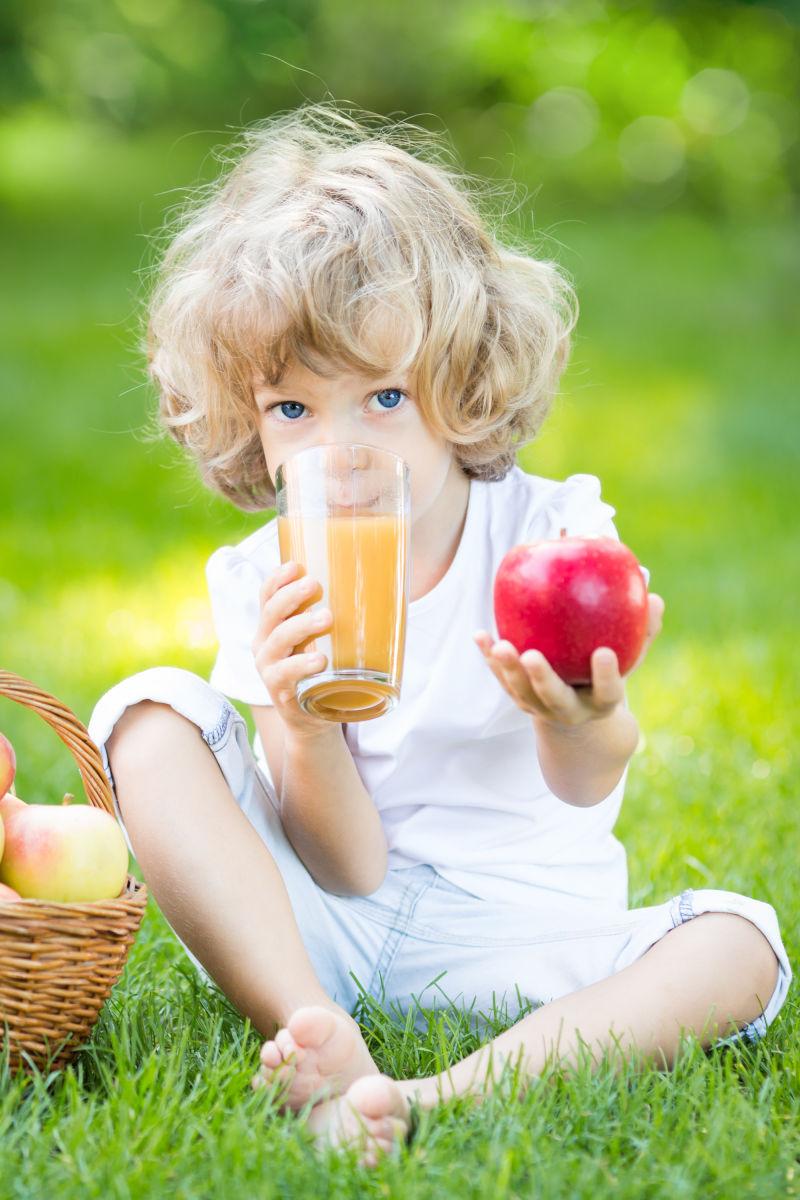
206, 467, 648, 913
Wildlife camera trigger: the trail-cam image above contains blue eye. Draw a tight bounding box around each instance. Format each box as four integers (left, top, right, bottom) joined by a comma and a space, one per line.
273, 402, 305, 420
265, 388, 406, 422
374, 388, 405, 410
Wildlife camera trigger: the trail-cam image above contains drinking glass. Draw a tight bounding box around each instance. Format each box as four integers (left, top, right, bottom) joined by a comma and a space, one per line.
274, 443, 410, 722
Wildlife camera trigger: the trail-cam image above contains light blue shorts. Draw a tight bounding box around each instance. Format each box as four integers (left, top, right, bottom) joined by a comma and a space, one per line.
88, 667, 793, 1051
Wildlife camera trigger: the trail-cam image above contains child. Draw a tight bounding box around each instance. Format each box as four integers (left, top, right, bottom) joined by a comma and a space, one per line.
88, 103, 792, 1165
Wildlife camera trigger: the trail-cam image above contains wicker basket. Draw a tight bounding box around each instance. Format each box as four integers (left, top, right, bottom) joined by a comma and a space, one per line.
0, 670, 147, 1074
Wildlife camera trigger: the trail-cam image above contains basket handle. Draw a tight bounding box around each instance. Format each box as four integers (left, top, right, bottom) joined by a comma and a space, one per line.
0, 671, 115, 816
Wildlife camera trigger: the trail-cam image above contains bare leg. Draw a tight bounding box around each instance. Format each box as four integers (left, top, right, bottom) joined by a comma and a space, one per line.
300, 912, 780, 1165
106, 701, 378, 1100
403, 911, 780, 1108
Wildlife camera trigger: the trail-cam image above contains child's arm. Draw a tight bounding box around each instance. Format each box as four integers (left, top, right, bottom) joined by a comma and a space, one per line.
253, 707, 386, 896
251, 563, 388, 897
473, 592, 665, 808
532, 703, 639, 807
281, 727, 387, 896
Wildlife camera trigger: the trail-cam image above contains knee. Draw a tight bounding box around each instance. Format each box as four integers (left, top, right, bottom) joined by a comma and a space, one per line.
106, 700, 195, 775
709, 913, 780, 1004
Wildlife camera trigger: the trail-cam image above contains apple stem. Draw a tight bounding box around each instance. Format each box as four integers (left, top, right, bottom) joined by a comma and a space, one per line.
63, 792, 74, 805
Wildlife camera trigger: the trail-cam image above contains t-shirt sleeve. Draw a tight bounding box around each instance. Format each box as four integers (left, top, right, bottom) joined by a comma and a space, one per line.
535, 472, 651, 587
205, 546, 274, 706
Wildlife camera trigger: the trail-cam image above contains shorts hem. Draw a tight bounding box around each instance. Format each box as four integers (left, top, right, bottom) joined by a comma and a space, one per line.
671, 886, 792, 1050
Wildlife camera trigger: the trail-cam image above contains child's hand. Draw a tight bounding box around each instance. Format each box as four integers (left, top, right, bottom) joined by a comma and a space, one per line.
473, 593, 665, 729
251, 561, 337, 738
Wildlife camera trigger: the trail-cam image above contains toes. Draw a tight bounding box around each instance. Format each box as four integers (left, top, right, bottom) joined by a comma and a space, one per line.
304, 1084, 409, 1168
359, 1118, 403, 1168
251, 1063, 278, 1091
259, 1040, 282, 1069
287, 1005, 339, 1050
387, 1115, 408, 1144
346, 1074, 409, 1124
275, 1028, 304, 1064
363, 1114, 402, 1150
342, 1074, 411, 1163
251, 1064, 286, 1093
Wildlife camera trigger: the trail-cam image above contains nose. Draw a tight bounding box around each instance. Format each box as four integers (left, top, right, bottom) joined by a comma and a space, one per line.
327, 442, 372, 473
327, 443, 376, 508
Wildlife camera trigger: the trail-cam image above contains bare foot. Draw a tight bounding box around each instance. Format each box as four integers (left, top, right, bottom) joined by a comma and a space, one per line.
250, 1004, 379, 1112
305, 1073, 412, 1167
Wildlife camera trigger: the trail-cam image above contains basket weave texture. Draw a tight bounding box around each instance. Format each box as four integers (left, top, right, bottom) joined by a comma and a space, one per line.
0, 670, 147, 1073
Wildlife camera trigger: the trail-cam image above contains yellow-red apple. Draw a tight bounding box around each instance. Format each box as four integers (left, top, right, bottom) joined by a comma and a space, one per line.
1, 791, 27, 864
0, 797, 129, 902
0, 793, 26, 825
0, 732, 15, 797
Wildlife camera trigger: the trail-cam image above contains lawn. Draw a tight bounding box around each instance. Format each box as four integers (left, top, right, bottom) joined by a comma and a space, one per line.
1, 120, 798, 1197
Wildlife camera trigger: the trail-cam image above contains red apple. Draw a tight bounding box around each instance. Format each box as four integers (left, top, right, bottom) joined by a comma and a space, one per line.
493, 530, 649, 685
0, 882, 22, 903
0, 732, 16, 797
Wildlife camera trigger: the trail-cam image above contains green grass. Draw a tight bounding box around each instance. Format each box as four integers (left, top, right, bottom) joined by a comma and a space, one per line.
1, 120, 799, 1196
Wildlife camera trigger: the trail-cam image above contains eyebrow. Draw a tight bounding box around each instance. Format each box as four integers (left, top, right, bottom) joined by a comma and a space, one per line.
260, 375, 408, 396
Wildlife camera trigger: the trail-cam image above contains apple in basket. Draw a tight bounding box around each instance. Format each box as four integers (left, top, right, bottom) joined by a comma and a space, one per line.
493, 530, 649, 686
0, 793, 26, 823
0, 791, 27, 865
0, 731, 16, 797
0, 791, 129, 903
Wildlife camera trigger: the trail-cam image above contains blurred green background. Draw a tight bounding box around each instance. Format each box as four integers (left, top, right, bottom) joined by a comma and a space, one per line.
1, 0, 798, 917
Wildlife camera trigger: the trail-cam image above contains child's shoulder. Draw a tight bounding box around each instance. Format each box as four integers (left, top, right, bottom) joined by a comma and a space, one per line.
204, 516, 279, 593
489, 466, 617, 539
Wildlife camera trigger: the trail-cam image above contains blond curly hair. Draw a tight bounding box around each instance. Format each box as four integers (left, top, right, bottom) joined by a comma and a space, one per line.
144, 102, 577, 511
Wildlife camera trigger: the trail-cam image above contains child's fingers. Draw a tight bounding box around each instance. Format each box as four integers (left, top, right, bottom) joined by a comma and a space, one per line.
255, 647, 327, 706
492, 641, 574, 721
474, 632, 528, 699
266, 607, 332, 663
641, 592, 665, 654
589, 648, 625, 708
473, 632, 517, 692
493, 644, 538, 709
648, 592, 665, 635
625, 593, 665, 676
252, 573, 322, 655
516, 648, 580, 720
475, 632, 566, 719
258, 560, 299, 607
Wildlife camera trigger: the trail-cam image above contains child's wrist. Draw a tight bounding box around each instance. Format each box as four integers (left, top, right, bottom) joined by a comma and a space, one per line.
532, 699, 631, 739
533, 704, 639, 807
283, 720, 345, 752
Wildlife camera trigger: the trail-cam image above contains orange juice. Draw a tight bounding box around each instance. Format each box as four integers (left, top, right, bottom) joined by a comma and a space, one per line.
278, 511, 409, 721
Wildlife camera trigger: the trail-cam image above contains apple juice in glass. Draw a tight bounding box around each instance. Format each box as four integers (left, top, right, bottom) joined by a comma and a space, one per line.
275, 443, 411, 722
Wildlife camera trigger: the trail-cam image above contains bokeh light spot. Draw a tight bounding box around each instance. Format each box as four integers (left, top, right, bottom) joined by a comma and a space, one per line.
618, 116, 685, 183
712, 113, 783, 180
681, 68, 750, 136
527, 87, 600, 157
114, 0, 184, 27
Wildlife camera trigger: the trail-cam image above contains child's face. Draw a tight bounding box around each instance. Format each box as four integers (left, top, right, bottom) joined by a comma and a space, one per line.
253, 358, 461, 526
